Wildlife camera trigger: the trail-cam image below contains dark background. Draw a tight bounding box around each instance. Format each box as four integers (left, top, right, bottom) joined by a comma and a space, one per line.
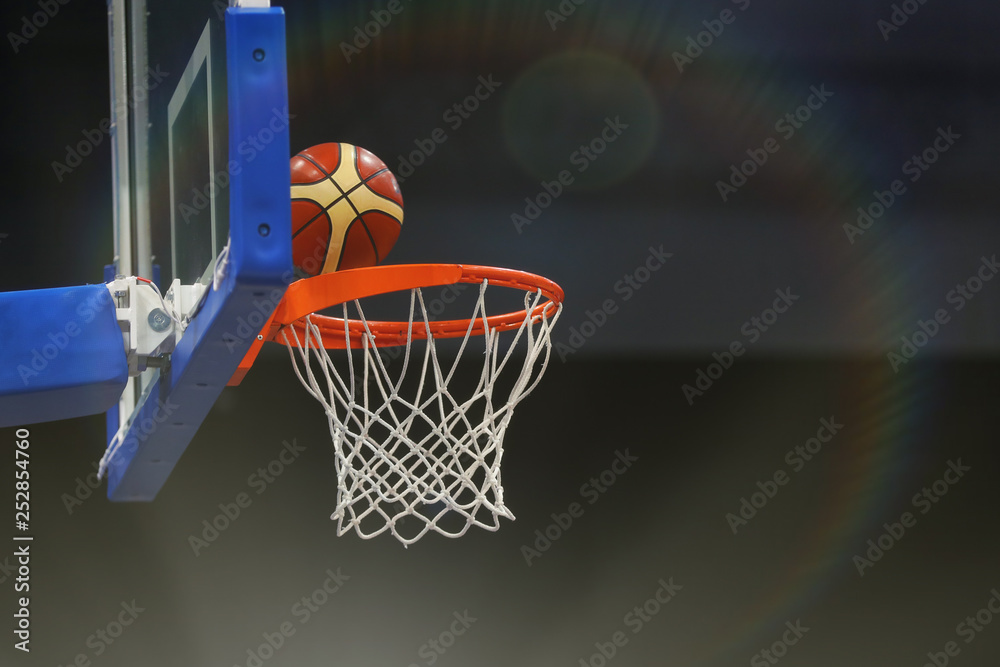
2, 1, 1000, 666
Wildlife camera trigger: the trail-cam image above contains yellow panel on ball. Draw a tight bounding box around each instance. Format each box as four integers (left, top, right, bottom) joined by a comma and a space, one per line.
290, 143, 404, 276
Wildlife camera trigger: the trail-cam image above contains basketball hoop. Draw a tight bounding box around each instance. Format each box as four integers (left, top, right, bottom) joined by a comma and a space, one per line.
237, 264, 563, 545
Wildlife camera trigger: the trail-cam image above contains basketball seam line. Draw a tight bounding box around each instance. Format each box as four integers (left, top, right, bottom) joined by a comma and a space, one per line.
296, 152, 344, 188
329, 155, 402, 268
341, 149, 381, 266
291, 156, 340, 274
342, 168, 404, 210
292, 162, 398, 239
291, 151, 345, 255
290, 199, 332, 242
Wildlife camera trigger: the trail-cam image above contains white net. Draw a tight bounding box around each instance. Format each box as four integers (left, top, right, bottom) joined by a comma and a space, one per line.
281, 280, 561, 546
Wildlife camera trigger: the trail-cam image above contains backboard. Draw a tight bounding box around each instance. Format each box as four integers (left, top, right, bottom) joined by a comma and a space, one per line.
105, 0, 291, 500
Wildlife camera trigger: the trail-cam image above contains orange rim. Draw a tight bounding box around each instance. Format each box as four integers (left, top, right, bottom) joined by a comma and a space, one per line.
228, 264, 563, 385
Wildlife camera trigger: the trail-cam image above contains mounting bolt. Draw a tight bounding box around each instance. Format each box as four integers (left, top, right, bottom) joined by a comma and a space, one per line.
148, 309, 172, 332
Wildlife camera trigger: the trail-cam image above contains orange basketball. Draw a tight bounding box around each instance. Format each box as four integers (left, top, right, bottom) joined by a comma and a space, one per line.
290, 143, 404, 276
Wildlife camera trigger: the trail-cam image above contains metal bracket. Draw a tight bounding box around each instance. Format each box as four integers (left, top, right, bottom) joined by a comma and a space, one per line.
106, 276, 211, 376
163, 279, 209, 327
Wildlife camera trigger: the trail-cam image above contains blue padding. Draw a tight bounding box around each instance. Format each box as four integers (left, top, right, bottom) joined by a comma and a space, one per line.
0, 284, 128, 427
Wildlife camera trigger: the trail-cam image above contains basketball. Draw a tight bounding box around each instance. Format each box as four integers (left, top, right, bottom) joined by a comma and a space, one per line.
290, 142, 404, 276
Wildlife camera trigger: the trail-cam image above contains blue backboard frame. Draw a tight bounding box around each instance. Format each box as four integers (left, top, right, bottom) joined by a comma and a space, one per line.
104, 7, 291, 501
